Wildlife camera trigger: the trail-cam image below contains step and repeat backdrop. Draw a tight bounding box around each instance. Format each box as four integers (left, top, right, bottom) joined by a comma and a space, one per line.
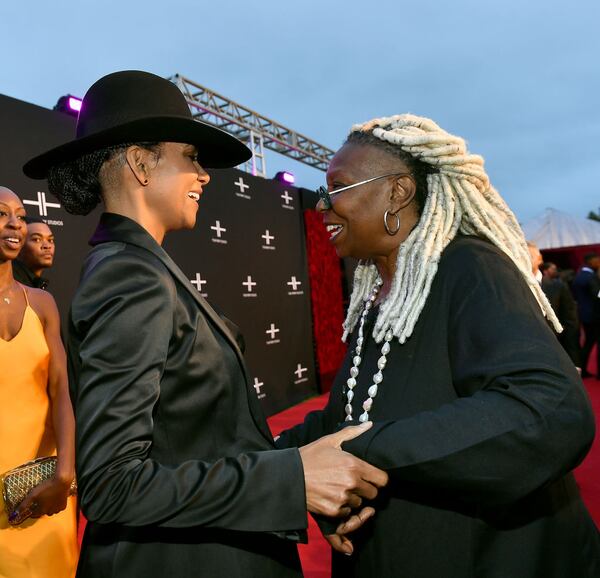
0, 93, 318, 415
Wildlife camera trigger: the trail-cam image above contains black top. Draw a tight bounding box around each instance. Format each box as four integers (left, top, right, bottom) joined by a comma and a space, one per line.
12, 259, 49, 289
278, 235, 600, 578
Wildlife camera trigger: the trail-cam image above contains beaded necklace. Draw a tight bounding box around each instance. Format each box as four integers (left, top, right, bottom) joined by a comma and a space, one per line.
344, 278, 394, 422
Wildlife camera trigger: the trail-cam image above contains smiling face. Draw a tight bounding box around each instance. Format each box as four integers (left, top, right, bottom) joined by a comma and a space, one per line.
0, 187, 27, 263
318, 143, 419, 260
19, 222, 55, 273
141, 142, 210, 236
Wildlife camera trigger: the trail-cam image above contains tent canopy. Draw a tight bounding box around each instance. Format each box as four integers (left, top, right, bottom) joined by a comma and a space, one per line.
521, 208, 600, 250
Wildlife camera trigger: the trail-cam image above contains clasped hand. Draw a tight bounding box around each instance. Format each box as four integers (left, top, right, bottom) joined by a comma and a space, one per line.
299, 422, 387, 553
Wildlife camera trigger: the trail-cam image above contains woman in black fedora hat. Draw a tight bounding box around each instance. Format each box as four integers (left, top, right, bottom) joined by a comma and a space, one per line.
23, 70, 387, 578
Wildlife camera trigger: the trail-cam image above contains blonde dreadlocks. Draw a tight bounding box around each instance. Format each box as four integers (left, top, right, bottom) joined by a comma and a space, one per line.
342, 114, 561, 344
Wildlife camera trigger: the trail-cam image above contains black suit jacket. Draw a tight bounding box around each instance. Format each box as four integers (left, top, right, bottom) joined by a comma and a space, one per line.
572, 268, 600, 324
68, 213, 306, 577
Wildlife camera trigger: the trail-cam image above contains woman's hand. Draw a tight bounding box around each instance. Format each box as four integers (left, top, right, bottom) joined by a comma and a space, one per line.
325, 506, 376, 555
299, 423, 388, 518
9, 476, 72, 524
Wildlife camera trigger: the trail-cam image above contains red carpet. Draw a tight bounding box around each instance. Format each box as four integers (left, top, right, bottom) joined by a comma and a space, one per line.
575, 377, 600, 523
268, 396, 332, 578
574, 345, 600, 528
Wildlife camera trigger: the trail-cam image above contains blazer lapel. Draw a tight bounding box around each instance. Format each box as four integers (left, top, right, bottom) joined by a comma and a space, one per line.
159, 250, 245, 359
90, 213, 275, 445
149, 249, 275, 445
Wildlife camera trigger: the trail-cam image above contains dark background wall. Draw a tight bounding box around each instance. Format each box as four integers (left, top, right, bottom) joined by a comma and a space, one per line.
0, 93, 318, 415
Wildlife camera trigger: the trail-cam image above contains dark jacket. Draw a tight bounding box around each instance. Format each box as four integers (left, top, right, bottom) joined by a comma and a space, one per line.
278, 236, 600, 578
69, 213, 306, 578
572, 267, 600, 324
541, 276, 581, 366
12, 258, 49, 289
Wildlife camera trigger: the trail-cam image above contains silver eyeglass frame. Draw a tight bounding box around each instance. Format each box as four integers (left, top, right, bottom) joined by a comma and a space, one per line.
316, 172, 413, 210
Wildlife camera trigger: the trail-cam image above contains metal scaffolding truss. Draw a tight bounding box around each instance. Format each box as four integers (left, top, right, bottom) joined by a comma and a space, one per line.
170, 74, 334, 177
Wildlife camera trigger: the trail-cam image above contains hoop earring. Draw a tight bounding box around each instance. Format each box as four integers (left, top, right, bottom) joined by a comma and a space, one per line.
384, 210, 400, 236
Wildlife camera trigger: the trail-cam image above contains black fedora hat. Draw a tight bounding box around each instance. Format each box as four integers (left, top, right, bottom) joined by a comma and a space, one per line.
23, 70, 252, 179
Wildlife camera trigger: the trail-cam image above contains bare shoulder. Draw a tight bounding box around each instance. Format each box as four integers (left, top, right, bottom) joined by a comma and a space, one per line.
22, 285, 59, 325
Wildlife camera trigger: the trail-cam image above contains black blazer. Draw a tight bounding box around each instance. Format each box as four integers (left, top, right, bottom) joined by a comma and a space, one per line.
68, 213, 306, 578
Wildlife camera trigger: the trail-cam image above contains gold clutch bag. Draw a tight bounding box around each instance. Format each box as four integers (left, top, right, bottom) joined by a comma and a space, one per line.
1, 456, 77, 525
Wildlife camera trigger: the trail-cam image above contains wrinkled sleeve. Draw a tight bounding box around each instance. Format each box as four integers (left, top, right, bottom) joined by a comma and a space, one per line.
343, 245, 595, 507
70, 251, 307, 532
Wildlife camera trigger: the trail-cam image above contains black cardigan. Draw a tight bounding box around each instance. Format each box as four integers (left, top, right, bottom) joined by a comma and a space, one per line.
278, 235, 600, 578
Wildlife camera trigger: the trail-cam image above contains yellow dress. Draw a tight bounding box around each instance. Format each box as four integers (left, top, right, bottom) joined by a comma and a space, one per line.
0, 288, 78, 578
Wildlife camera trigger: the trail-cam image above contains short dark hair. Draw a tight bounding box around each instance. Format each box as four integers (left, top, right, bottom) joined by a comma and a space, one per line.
541, 261, 556, 271
584, 252, 599, 264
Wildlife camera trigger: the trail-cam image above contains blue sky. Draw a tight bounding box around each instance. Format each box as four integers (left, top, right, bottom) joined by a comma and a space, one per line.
1, 0, 598, 223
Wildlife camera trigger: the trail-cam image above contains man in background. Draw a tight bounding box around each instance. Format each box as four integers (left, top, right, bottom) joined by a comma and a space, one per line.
572, 252, 600, 378
528, 243, 581, 369
13, 216, 55, 290
542, 261, 559, 280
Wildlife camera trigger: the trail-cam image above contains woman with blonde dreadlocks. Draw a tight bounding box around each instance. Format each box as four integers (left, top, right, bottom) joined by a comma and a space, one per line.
277, 114, 600, 577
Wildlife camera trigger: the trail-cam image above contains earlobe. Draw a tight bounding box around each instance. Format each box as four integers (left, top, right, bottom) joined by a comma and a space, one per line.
138, 164, 149, 186
125, 147, 149, 186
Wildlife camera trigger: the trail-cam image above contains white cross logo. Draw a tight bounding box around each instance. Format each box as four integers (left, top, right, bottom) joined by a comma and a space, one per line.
243, 276, 257, 292
23, 192, 61, 217
287, 276, 302, 291
253, 377, 264, 395
262, 230, 275, 245
190, 273, 207, 292
210, 220, 226, 238
295, 364, 308, 379
266, 323, 280, 340
234, 177, 250, 194
281, 191, 293, 205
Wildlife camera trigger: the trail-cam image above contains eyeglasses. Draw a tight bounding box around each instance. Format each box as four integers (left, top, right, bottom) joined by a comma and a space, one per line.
316, 172, 413, 210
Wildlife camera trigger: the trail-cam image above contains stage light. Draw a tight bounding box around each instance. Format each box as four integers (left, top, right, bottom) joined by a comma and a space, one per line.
274, 171, 295, 185
54, 94, 82, 117
68, 96, 82, 112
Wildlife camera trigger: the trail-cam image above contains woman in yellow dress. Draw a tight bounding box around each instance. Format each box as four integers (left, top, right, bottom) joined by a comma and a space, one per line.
0, 186, 78, 577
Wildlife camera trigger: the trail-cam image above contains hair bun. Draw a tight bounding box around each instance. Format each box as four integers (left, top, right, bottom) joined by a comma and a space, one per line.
46, 149, 112, 215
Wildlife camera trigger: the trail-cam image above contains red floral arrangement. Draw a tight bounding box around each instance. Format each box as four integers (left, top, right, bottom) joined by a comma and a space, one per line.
303, 209, 347, 392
